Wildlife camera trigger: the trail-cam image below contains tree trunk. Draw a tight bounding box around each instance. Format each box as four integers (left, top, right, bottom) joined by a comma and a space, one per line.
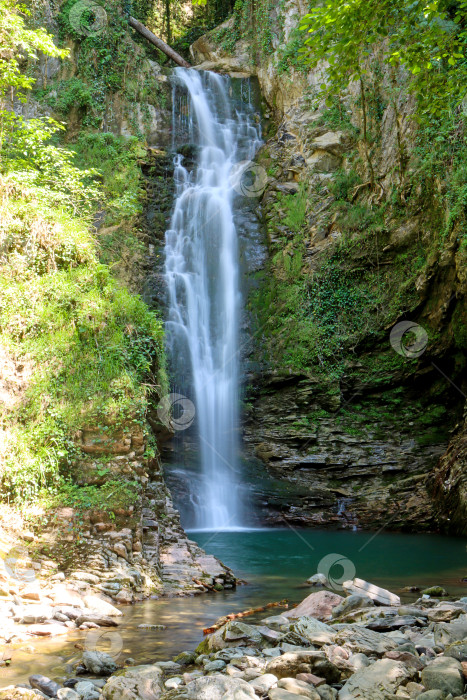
165, 0, 171, 44
128, 16, 190, 68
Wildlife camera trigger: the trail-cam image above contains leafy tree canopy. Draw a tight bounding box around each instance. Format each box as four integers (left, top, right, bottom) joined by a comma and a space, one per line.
299, 0, 467, 119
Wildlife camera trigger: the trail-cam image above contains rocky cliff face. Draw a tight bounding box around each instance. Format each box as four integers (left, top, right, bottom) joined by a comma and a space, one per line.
190, 2, 467, 534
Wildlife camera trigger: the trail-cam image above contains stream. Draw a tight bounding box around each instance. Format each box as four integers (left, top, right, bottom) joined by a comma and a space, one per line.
2, 528, 466, 687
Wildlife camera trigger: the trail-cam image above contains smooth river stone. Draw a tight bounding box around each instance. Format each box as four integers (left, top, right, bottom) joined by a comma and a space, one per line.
270, 689, 320, 700
420, 656, 465, 696
278, 677, 321, 698
29, 675, 61, 698
185, 676, 256, 699
342, 578, 401, 606
248, 674, 278, 693
338, 658, 413, 699
283, 591, 344, 620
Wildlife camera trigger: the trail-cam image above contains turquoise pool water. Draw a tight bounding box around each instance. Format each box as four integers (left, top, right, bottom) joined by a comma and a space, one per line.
2, 528, 466, 688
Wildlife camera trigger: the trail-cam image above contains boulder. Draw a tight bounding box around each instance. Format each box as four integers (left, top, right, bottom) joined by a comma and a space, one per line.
421, 587, 448, 597
57, 691, 79, 700
204, 659, 226, 672
82, 596, 122, 617
248, 673, 278, 694
269, 690, 317, 700
434, 615, 467, 645
315, 686, 337, 700
266, 652, 325, 679
445, 642, 467, 662
415, 691, 446, 700
82, 650, 118, 676
283, 591, 344, 621
75, 614, 118, 628
296, 673, 326, 686
334, 625, 398, 655
338, 658, 414, 699
260, 615, 290, 631
47, 586, 84, 607
347, 653, 370, 671
18, 605, 54, 624
224, 622, 264, 643
342, 579, 400, 606
57, 690, 79, 700
288, 617, 336, 645
278, 677, 321, 698
154, 661, 181, 672
420, 656, 465, 696
101, 664, 163, 700
365, 615, 419, 631
331, 595, 374, 618
74, 681, 99, 700
266, 652, 340, 684
311, 131, 348, 155
29, 675, 61, 698
185, 676, 257, 699
384, 650, 424, 671
200, 620, 267, 652
427, 605, 463, 622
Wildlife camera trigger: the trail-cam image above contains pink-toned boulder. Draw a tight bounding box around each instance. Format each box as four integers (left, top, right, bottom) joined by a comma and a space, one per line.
283, 590, 344, 620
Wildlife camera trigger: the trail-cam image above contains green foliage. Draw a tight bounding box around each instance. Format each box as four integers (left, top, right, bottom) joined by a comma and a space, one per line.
329, 169, 361, 202
275, 184, 308, 233
72, 132, 144, 224
2, 117, 101, 216
0, 0, 166, 507
44, 79, 95, 116
0, 0, 67, 103
55, 478, 140, 514
211, 0, 275, 57
57, 0, 155, 129
172, 25, 213, 58
276, 27, 308, 75
410, 109, 467, 245
299, 0, 467, 122
251, 199, 426, 375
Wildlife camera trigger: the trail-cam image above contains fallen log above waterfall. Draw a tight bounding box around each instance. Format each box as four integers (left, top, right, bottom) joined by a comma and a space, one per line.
128, 16, 191, 68
203, 600, 289, 635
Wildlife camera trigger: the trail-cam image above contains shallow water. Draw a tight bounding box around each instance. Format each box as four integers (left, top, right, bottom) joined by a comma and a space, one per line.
2, 528, 466, 687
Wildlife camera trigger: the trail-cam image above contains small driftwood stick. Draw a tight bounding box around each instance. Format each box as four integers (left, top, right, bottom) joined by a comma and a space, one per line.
192, 577, 218, 592
203, 599, 289, 635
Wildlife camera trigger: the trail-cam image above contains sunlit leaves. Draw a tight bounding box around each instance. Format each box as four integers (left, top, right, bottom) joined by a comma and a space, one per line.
299, 0, 467, 121
0, 0, 68, 102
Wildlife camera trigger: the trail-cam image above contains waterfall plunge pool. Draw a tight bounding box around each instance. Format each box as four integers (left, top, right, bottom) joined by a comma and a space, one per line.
2, 527, 466, 688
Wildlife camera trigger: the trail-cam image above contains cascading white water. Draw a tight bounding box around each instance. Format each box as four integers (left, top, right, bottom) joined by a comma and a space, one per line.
164, 68, 261, 531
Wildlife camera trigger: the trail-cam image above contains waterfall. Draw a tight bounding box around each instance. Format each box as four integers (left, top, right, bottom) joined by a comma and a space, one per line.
164, 68, 262, 531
